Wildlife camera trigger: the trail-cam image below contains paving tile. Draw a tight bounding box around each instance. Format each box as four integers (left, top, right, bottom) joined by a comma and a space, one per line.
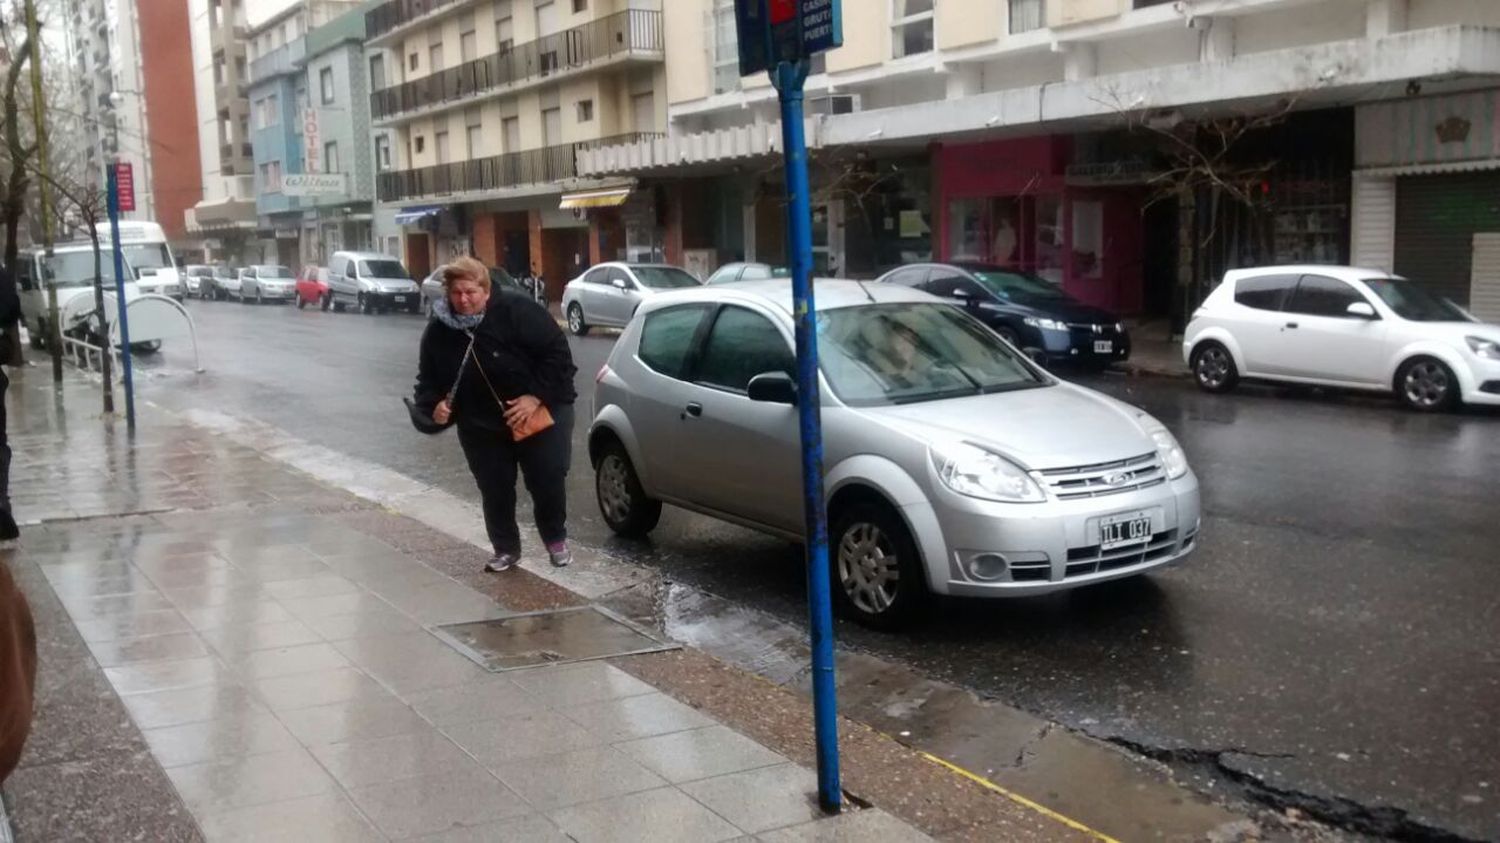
262, 574, 360, 601
248, 666, 393, 711
441, 711, 604, 766
276, 696, 431, 746
403, 676, 544, 726
548, 786, 741, 843
44, 571, 155, 600
679, 763, 821, 834
86, 632, 211, 668
230, 642, 351, 680
59, 589, 177, 620
179, 599, 296, 631
377, 580, 507, 625
346, 770, 531, 839
165, 748, 336, 815
490, 746, 667, 811
308, 729, 480, 789
301, 604, 426, 641
755, 808, 934, 842
617, 726, 788, 784
333, 632, 488, 695
200, 619, 324, 659
236, 557, 335, 583
141, 710, 301, 768
509, 662, 657, 706
559, 693, 717, 743
195, 792, 381, 842
215, 542, 323, 567
104, 656, 227, 695
278, 591, 394, 622
411, 814, 570, 843
160, 583, 270, 610
73, 608, 193, 643
145, 563, 262, 592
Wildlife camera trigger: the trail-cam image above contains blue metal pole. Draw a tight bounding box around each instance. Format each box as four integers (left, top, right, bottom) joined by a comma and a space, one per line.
773, 58, 841, 814
106, 164, 136, 429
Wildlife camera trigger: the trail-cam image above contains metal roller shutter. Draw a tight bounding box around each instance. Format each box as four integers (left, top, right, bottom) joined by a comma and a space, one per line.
1393, 172, 1500, 306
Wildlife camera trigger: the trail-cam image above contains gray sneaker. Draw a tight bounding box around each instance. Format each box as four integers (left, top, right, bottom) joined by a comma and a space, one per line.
484, 553, 519, 573
546, 542, 572, 568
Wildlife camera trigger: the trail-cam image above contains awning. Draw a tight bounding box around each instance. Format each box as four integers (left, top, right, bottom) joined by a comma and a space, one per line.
394, 205, 444, 225
559, 188, 631, 210
1356, 158, 1500, 178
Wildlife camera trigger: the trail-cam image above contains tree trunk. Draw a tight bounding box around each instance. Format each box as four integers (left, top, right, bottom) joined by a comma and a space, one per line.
87, 225, 114, 414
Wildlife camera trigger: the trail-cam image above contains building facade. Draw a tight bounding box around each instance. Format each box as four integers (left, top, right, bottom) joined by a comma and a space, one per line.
362, 0, 667, 292
577, 0, 1500, 329
187, 0, 259, 263
137, 0, 205, 252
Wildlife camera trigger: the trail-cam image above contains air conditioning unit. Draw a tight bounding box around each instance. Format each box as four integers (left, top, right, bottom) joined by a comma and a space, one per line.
807, 93, 861, 117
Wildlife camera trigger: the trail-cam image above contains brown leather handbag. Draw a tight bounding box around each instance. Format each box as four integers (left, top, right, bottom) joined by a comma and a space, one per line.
468, 346, 554, 441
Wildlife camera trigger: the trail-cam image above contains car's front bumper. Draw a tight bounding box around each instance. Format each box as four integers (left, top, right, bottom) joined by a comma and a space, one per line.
1461, 356, 1500, 405
256, 286, 296, 300
1038, 327, 1132, 365
914, 471, 1200, 597
370, 290, 420, 308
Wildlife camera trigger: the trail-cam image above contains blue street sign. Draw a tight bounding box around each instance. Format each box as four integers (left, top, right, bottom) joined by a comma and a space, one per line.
735, 0, 842, 76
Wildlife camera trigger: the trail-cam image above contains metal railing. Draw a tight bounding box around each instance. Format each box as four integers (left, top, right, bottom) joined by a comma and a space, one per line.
365, 0, 465, 41
377, 132, 661, 202
248, 37, 306, 84
370, 10, 663, 121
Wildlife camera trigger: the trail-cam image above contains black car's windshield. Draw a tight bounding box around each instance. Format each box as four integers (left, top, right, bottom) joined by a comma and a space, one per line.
256, 265, 294, 279
1364, 278, 1473, 322
360, 260, 408, 279
962, 266, 1073, 305
122, 244, 172, 271
818, 303, 1048, 406
632, 266, 700, 289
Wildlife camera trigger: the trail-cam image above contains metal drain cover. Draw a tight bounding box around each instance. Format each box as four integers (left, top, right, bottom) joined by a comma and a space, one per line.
432, 605, 677, 671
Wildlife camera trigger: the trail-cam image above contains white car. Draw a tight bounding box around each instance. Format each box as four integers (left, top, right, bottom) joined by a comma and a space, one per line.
1183, 265, 1500, 411
562, 262, 701, 335
240, 265, 296, 303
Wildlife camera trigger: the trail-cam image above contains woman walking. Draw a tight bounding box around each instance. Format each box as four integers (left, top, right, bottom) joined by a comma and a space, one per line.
413, 257, 578, 571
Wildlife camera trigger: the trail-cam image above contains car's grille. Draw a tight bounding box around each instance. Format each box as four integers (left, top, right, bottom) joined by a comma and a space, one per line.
1035, 453, 1165, 500
1064, 529, 1179, 578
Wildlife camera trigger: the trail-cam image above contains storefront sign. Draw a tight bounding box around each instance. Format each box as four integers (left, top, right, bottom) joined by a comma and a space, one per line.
302, 108, 321, 174
283, 173, 348, 197
1357, 89, 1500, 168
114, 162, 135, 211
1064, 159, 1155, 186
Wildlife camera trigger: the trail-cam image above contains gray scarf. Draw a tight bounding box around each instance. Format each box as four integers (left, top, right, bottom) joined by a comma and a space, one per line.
432, 295, 485, 331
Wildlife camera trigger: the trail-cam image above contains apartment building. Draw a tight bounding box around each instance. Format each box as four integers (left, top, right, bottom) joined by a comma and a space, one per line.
578, 0, 1500, 328
187, 0, 258, 263
363, 0, 667, 289
65, 0, 153, 224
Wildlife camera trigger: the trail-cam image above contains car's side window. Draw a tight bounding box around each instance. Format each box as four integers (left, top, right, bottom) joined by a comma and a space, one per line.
1234, 274, 1297, 311
583, 267, 609, 286
638, 304, 711, 380
885, 267, 928, 288
16, 259, 33, 291
926, 274, 986, 300
608, 267, 635, 289
1286, 275, 1369, 318
694, 306, 794, 393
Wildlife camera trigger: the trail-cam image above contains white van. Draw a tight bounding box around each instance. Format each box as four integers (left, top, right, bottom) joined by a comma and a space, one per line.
93, 221, 184, 300
15, 243, 175, 351
327, 250, 420, 314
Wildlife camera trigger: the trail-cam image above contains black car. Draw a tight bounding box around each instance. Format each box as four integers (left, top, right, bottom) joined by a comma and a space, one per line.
876, 262, 1130, 368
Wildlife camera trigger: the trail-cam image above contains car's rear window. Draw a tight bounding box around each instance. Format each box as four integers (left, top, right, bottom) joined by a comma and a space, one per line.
638, 305, 710, 379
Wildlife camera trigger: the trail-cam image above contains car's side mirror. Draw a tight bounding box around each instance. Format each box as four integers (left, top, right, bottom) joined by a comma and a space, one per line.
1346, 301, 1379, 319
139, 267, 157, 276
611, 277, 628, 290
747, 371, 797, 405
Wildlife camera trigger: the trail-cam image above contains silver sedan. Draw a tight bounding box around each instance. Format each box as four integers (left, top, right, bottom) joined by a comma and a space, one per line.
562, 262, 701, 335
588, 281, 1200, 628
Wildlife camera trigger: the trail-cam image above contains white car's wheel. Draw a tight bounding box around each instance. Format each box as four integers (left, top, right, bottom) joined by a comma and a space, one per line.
1397, 357, 1459, 413
567, 303, 589, 336
830, 500, 926, 630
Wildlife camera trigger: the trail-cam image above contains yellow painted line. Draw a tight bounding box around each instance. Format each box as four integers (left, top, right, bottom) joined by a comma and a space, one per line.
920, 751, 1122, 843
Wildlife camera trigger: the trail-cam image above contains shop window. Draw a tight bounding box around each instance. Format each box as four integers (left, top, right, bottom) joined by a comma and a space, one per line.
989, 198, 1022, 267
1071, 200, 1103, 281
948, 199, 985, 261
892, 0, 934, 59
1034, 195, 1064, 285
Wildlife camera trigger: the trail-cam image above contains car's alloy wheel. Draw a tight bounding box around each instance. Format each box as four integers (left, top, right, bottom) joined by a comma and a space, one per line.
1399, 358, 1456, 412
1192, 343, 1239, 393
595, 444, 660, 537
831, 503, 923, 630
568, 303, 588, 336
837, 523, 901, 617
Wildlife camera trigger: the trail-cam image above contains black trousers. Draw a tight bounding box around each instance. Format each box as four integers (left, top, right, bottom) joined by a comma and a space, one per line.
0, 366, 10, 511
457, 403, 574, 556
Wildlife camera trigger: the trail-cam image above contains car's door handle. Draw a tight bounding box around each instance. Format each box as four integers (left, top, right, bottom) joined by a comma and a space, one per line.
681, 402, 703, 420
1284, 322, 1299, 329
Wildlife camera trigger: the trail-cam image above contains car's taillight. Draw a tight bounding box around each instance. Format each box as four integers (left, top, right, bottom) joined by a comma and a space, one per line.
595, 364, 611, 384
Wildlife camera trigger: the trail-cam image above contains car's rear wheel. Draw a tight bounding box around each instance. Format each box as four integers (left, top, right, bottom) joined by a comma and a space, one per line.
830, 501, 926, 630
29, 320, 45, 349
567, 303, 589, 336
296, 293, 307, 309
595, 441, 660, 537
1397, 356, 1458, 412
1192, 341, 1239, 393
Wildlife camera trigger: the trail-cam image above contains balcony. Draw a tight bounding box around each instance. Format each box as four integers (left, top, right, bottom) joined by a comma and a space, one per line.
377, 132, 660, 202
366, 0, 467, 44
249, 37, 306, 85
370, 9, 662, 122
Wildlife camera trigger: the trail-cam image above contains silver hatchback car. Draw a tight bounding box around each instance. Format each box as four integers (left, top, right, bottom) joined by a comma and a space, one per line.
589, 281, 1201, 628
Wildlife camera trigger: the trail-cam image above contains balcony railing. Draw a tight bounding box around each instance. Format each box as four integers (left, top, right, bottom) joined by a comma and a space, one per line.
248, 37, 306, 84
366, 0, 465, 42
370, 9, 662, 122
377, 132, 661, 202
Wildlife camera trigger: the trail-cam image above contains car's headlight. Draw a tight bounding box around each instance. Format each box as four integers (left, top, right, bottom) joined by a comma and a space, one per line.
930, 442, 1046, 503
1024, 316, 1067, 331
1465, 336, 1500, 360
1141, 419, 1189, 480
1115, 322, 1125, 332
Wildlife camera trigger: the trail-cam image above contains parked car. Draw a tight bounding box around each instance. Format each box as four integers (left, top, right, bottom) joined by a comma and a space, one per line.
1184, 265, 1500, 412
198, 265, 234, 300
213, 267, 244, 301
563, 262, 702, 335
296, 265, 331, 310
240, 265, 296, 304
328, 251, 420, 314
705, 262, 789, 285
98, 221, 183, 300
876, 262, 1130, 369
420, 265, 524, 313
183, 264, 213, 297
589, 280, 1200, 628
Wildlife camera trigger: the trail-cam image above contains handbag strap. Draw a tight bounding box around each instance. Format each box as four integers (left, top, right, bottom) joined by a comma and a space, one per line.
448, 332, 476, 400
465, 342, 509, 412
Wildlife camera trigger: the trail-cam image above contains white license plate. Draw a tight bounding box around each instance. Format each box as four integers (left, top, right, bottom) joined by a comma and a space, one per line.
1094, 340, 1113, 354
1099, 511, 1152, 550
393, 296, 407, 303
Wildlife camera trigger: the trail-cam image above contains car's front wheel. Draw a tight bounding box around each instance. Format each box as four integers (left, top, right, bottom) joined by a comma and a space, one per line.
359, 293, 374, 315
1191, 341, 1239, 393
567, 303, 589, 336
595, 441, 660, 538
1397, 356, 1459, 412
321, 293, 332, 312
830, 501, 926, 630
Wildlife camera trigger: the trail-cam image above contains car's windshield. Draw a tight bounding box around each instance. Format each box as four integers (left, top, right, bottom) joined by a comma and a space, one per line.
42, 251, 123, 288
632, 266, 700, 289
360, 259, 408, 279
740, 264, 788, 281
256, 265, 294, 279
213, 266, 233, 278
1364, 278, 1473, 322
817, 303, 1048, 406
964, 266, 1073, 304
121, 243, 172, 271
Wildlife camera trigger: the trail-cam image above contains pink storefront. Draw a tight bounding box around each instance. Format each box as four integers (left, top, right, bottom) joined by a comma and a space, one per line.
934, 136, 1147, 314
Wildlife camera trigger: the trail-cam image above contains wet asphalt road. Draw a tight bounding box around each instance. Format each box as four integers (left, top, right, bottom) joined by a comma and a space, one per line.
135, 298, 1500, 839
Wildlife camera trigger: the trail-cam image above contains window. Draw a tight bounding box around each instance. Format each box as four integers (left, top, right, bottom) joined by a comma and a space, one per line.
460, 19, 477, 63
639, 305, 709, 379
319, 67, 335, 104
295, 85, 307, 113
465, 107, 483, 156
576, 99, 593, 122
711, 0, 738, 94
435, 131, 451, 164
572, 0, 586, 11
1286, 275, 1370, 318
369, 54, 386, 90
535, 0, 557, 36
415, 135, 425, 154
1234, 274, 1297, 311
631, 91, 654, 132
501, 116, 520, 152
695, 307, 794, 392
1009, 0, 1043, 33
892, 0, 934, 58
885, 267, 929, 287
374, 134, 391, 171
428, 43, 444, 72
260, 160, 282, 191
924, 273, 988, 301
541, 107, 561, 145
495, 0, 514, 51
409, 52, 418, 71
1364, 277, 1466, 322
323, 141, 339, 173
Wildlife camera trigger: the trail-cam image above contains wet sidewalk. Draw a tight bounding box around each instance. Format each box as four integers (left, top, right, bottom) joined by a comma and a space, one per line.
0, 367, 1078, 841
